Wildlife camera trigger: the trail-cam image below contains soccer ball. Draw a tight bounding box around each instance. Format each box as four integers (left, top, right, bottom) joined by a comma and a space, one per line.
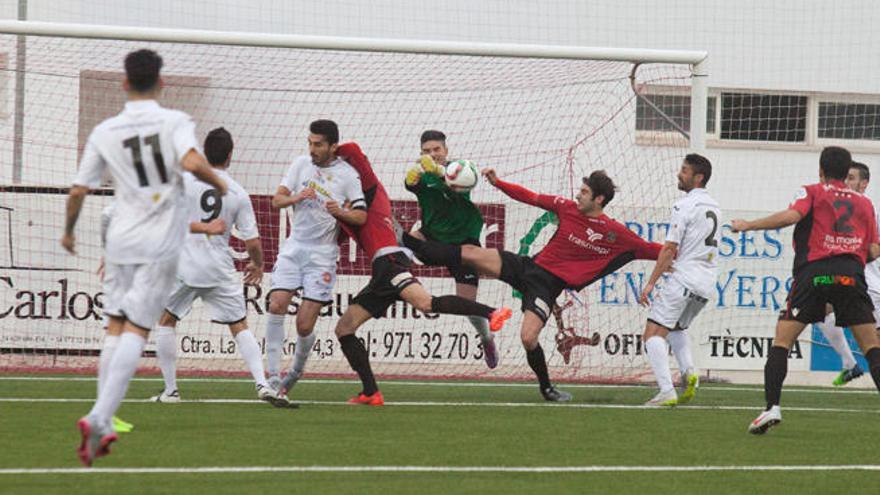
444, 159, 479, 192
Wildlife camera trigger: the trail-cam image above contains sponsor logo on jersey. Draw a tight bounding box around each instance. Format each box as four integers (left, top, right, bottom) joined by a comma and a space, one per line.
567, 233, 611, 255
306, 180, 332, 199
585, 228, 603, 242
812, 274, 856, 286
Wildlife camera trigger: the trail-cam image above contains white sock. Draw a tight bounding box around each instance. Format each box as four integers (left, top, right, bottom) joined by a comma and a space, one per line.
89, 332, 145, 426
97, 335, 119, 397
667, 331, 695, 373
154, 326, 178, 393
646, 336, 674, 393
265, 313, 286, 377
467, 316, 491, 341
235, 330, 269, 387
817, 314, 857, 369
290, 331, 317, 376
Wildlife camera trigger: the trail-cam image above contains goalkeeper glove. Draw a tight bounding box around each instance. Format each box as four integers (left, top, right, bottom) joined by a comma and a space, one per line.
405, 164, 423, 187
419, 154, 445, 176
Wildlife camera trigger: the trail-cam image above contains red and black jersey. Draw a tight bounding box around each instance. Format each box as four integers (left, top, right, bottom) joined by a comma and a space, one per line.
495, 180, 662, 290
336, 142, 399, 259
789, 180, 878, 271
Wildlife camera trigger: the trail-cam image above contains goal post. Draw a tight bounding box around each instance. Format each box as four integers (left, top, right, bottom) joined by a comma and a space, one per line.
0, 20, 709, 383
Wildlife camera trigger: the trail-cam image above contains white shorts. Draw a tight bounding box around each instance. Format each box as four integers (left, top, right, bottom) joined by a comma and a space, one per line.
102, 256, 179, 330
869, 288, 880, 326
647, 276, 708, 331
165, 279, 247, 324
270, 251, 336, 304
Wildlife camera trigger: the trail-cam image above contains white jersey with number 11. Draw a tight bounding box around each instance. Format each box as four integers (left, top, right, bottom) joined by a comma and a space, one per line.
73, 99, 200, 265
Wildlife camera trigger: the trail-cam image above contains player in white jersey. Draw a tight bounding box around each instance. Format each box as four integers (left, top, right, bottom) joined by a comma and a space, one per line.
147, 128, 288, 407
639, 154, 720, 406
264, 120, 367, 394
813, 161, 874, 385
62, 50, 227, 466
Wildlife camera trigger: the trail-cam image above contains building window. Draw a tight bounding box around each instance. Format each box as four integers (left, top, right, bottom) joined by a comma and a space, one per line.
635, 93, 716, 134
720, 93, 807, 142
817, 102, 880, 141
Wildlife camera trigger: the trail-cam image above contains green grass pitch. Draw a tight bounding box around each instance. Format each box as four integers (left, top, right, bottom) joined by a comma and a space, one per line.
1, 376, 878, 494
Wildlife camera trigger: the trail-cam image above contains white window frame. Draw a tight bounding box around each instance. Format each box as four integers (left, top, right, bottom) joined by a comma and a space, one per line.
814, 93, 880, 153
633, 84, 719, 147
635, 87, 880, 154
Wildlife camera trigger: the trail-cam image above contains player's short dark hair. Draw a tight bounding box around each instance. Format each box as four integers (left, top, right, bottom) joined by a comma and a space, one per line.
124, 49, 162, 93
420, 130, 447, 145
851, 161, 870, 182
820, 146, 852, 180
309, 119, 339, 145
582, 170, 616, 207
684, 153, 712, 187
204, 127, 233, 166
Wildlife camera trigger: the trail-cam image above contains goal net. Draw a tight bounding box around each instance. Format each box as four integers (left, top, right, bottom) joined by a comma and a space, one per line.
0, 24, 706, 383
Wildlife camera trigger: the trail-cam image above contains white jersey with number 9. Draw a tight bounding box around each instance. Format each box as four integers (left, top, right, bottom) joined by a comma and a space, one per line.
177, 170, 259, 288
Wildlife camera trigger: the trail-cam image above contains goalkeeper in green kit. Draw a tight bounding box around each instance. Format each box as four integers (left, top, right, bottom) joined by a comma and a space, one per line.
405, 130, 498, 368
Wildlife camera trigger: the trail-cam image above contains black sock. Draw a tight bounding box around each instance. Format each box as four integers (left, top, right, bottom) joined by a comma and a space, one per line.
403, 233, 461, 267
338, 334, 378, 396
526, 345, 552, 391
764, 345, 788, 409
866, 347, 880, 392
430, 295, 493, 319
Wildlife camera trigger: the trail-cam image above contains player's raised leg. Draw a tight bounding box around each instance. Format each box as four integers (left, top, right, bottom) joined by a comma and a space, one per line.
399, 281, 511, 332
403, 233, 504, 279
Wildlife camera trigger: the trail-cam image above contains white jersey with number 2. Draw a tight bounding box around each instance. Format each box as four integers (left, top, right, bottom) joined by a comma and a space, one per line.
665, 188, 722, 298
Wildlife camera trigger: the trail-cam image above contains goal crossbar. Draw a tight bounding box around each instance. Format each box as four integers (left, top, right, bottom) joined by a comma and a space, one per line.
0, 20, 707, 65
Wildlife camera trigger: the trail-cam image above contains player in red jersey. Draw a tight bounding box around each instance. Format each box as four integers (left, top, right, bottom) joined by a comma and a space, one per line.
404, 169, 662, 401
309, 143, 512, 406
732, 146, 880, 434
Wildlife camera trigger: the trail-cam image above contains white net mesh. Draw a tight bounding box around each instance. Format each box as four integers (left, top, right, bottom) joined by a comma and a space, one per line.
0, 33, 701, 383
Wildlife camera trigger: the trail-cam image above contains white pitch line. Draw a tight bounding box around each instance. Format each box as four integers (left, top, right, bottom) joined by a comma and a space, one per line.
0, 397, 877, 415
0, 376, 875, 395
1, 464, 879, 475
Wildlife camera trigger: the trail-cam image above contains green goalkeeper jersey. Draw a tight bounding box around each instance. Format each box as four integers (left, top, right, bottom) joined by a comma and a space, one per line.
406, 171, 484, 244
